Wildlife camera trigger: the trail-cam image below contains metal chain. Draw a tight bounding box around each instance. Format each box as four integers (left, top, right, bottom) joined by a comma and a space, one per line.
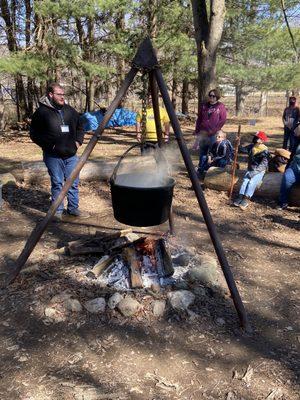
140, 72, 148, 144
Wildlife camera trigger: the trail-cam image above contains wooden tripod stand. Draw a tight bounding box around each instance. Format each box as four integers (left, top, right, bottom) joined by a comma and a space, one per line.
3, 37, 251, 332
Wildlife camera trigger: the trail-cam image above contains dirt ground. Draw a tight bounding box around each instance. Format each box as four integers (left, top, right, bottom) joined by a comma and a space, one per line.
0, 116, 299, 400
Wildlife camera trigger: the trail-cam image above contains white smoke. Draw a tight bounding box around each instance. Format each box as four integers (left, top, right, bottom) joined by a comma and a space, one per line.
114, 143, 181, 188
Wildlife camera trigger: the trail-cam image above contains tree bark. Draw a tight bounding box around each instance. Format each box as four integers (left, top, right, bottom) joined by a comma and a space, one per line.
204, 167, 300, 206
259, 91, 268, 117
11, 156, 157, 184
115, 11, 125, 91
235, 84, 247, 116
171, 76, 178, 110
181, 78, 189, 114
191, 0, 226, 103
147, 0, 158, 39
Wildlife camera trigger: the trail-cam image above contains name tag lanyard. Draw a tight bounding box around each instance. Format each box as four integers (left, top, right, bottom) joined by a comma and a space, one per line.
58, 110, 70, 133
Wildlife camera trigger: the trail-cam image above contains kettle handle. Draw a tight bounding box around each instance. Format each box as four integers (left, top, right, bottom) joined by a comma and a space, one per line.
110, 143, 170, 183
110, 144, 141, 182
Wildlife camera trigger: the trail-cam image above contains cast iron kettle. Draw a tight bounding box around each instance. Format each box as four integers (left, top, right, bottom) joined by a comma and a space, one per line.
110, 144, 175, 227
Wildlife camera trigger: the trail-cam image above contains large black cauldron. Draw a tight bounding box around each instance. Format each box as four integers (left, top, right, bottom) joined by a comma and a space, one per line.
110, 145, 175, 227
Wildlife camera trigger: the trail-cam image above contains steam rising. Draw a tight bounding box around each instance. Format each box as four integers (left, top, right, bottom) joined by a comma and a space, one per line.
114, 144, 180, 188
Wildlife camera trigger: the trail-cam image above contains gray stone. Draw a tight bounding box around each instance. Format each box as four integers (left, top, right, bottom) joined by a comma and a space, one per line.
167, 290, 195, 311
45, 253, 61, 262
172, 253, 190, 266
186, 265, 217, 285
0, 173, 16, 186
216, 317, 225, 326
64, 298, 83, 313
173, 280, 189, 290
50, 292, 72, 304
198, 254, 218, 269
153, 300, 166, 317
44, 306, 65, 323
192, 286, 206, 297
117, 296, 141, 317
108, 293, 124, 310
84, 298, 106, 313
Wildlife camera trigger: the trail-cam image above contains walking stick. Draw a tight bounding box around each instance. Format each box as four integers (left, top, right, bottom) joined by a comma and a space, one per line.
228, 124, 241, 201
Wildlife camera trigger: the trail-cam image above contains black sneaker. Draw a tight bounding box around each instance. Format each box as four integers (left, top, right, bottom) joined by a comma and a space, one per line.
233, 195, 243, 207
52, 212, 63, 222
276, 203, 288, 211
66, 209, 90, 219
239, 198, 249, 210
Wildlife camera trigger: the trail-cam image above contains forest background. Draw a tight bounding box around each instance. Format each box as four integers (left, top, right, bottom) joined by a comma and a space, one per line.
0, 0, 299, 127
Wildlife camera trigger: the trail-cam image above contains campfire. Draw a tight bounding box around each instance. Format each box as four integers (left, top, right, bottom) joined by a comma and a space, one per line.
64, 229, 177, 291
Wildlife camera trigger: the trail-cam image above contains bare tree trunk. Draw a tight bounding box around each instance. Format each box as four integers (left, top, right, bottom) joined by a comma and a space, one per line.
0, 88, 5, 130
280, 0, 298, 62
259, 91, 268, 117
0, 0, 29, 119
191, 0, 226, 103
147, 0, 157, 39
235, 85, 247, 116
88, 79, 95, 111
171, 77, 178, 111
181, 78, 189, 115
115, 12, 125, 91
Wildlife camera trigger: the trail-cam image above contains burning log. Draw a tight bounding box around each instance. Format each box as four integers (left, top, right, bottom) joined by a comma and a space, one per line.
122, 247, 143, 288
82, 234, 175, 290
157, 238, 174, 277
86, 255, 117, 279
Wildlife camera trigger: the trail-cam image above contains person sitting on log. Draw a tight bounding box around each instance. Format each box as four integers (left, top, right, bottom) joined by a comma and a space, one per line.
200, 130, 233, 172
268, 148, 291, 173
192, 88, 227, 178
277, 144, 300, 210
233, 131, 270, 210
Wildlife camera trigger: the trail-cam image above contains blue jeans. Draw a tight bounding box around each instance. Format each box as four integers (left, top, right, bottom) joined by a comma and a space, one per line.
279, 167, 300, 206
43, 153, 79, 214
283, 127, 299, 153
200, 156, 228, 172
197, 135, 217, 173
239, 171, 265, 198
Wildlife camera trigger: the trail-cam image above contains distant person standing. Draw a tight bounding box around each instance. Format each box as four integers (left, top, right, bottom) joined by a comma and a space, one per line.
282, 96, 300, 153
30, 83, 88, 220
136, 100, 170, 152
193, 88, 227, 177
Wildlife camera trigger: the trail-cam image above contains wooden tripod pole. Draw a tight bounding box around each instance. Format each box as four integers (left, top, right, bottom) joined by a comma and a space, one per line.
5, 67, 138, 285
228, 124, 241, 201
149, 71, 175, 235
154, 68, 251, 332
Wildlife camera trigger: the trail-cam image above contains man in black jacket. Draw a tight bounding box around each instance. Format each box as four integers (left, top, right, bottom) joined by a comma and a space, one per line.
30, 83, 88, 220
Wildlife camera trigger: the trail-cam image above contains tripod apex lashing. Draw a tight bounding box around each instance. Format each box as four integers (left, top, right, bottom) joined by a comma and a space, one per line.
132, 37, 159, 71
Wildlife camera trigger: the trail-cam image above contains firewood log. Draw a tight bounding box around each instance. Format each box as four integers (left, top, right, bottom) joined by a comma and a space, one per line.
122, 247, 143, 288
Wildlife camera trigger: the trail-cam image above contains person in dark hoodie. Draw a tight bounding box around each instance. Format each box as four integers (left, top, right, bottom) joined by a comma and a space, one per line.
282, 96, 300, 152
277, 144, 300, 210
233, 131, 270, 210
30, 83, 88, 220
200, 130, 233, 172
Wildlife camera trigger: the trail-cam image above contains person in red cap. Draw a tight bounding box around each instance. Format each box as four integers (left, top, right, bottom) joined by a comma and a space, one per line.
233, 131, 270, 210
